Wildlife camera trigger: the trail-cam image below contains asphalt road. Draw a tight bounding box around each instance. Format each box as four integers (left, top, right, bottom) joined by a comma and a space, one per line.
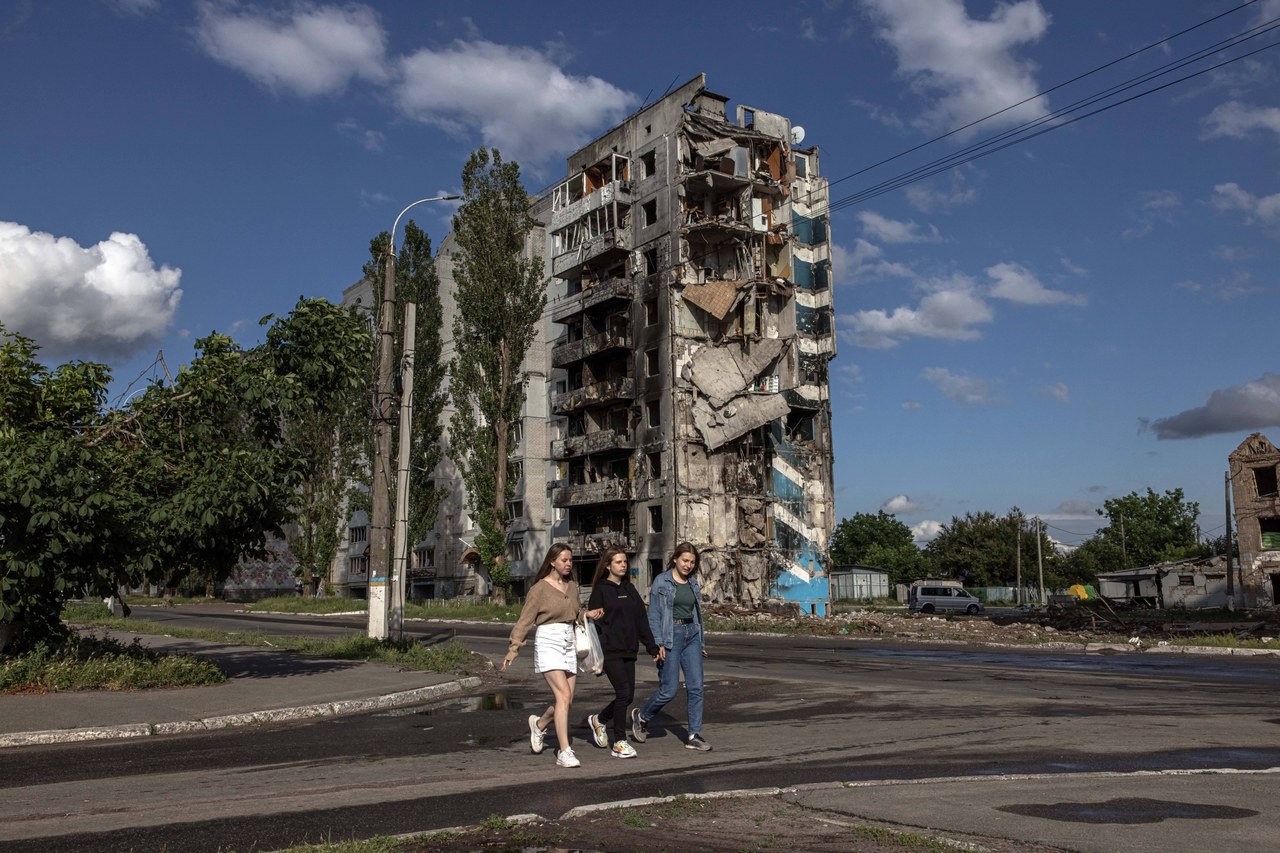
3, 609, 1279, 852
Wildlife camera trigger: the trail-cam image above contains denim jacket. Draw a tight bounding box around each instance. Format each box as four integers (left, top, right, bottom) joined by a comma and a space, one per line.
647, 569, 702, 649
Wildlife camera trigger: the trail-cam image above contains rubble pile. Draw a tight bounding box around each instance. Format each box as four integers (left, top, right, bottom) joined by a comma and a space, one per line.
702, 603, 1096, 646
703, 601, 1280, 648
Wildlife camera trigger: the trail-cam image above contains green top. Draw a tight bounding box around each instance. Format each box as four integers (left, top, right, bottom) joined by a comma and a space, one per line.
673, 580, 696, 621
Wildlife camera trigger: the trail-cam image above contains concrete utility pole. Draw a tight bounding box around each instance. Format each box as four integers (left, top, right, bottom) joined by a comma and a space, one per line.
368, 195, 459, 641
1015, 518, 1022, 606
1035, 516, 1045, 605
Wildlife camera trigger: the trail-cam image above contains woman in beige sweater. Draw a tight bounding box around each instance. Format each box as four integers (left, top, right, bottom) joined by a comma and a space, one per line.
501, 543, 601, 768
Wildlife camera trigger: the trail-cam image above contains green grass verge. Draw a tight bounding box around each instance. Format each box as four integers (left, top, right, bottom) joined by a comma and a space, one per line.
243, 596, 368, 614
0, 632, 225, 692
1161, 633, 1280, 650
63, 602, 483, 672
123, 595, 220, 606
239, 595, 523, 622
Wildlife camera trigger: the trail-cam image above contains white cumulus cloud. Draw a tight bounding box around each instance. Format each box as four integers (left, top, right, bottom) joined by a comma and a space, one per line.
1211, 182, 1280, 225
0, 222, 182, 359
1201, 101, 1280, 139
922, 366, 999, 405
841, 283, 992, 347
1142, 373, 1280, 439
857, 210, 942, 244
881, 495, 922, 514
393, 40, 639, 165
860, 0, 1051, 132
986, 261, 1086, 306
195, 2, 389, 97
912, 519, 944, 545
1042, 381, 1070, 403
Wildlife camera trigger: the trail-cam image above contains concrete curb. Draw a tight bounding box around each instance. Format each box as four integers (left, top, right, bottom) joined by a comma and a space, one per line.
0, 676, 481, 749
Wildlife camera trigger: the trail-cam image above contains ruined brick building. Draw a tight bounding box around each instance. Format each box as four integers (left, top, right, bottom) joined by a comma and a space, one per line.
334, 75, 837, 614
1229, 432, 1280, 606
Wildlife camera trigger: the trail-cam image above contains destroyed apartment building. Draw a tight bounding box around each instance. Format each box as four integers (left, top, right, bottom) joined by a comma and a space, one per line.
333, 74, 836, 614
545, 74, 837, 614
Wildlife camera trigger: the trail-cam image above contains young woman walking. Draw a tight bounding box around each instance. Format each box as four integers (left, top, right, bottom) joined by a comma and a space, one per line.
500, 543, 586, 768
631, 542, 712, 751
584, 547, 660, 758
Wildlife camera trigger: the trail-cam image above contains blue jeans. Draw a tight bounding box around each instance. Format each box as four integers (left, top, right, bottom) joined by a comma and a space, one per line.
640, 622, 704, 735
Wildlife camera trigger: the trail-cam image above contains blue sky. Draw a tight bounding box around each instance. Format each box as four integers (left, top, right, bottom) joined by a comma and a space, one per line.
4, 0, 1279, 549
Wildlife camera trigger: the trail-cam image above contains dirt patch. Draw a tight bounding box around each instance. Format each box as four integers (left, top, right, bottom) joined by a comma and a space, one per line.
398, 793, 1077, 852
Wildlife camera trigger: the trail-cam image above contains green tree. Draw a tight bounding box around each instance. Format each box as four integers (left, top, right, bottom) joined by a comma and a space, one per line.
447, 148, 546, 572
924, 508, 1059, 589
263, 298, 373, 593
830, 512, 925, 586
1095, 488, 1201, 569
1059, 536, 1125, 583
137, 333, 300, 598
0, 326, 127, 652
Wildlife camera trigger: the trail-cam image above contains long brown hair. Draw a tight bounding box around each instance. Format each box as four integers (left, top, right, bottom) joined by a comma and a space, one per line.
534, 543, 573, 581
590, 547, 628, 590
668, 541, 700, 574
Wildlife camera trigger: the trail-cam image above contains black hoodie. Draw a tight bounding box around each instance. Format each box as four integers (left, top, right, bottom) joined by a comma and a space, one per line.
588, 578, 660, 660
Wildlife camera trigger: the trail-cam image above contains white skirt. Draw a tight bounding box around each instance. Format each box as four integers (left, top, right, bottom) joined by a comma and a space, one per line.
533, 622, 576, 673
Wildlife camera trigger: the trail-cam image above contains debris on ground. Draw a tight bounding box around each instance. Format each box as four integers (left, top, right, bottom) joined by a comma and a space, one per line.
701, 601, 1280, 649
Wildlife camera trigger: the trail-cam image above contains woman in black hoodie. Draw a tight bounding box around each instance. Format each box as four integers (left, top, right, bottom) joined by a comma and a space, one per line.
585, 547, 660, 758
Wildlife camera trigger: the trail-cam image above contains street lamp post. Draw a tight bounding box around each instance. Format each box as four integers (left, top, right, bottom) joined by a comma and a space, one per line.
368, 195, 459, 641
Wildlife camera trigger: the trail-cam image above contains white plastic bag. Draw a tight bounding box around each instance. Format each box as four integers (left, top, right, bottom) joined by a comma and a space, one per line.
575, 615, 604, 675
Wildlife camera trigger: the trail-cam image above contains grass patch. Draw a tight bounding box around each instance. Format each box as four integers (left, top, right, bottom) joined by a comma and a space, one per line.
0, 633, 225, 692
63, 602, 483, 673
236, 596, 522, 622
243, 596, 368, 614
849, 824, 953, 850
404, 600, 522, 622
1162, 633, 1279, 650
122, 595, 219, 607
273, 836, 405, 852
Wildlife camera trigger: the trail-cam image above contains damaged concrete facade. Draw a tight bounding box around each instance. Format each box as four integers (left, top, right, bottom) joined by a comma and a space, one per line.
546, 75, 836, 613
1229, 432, 1280, 606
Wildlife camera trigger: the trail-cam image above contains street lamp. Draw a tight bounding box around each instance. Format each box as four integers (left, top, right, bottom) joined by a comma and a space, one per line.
368, 195, 460, 641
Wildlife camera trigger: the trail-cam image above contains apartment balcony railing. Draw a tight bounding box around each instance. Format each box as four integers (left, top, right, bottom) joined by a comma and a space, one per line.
550, 277, 633, 323
552, 227, 633, 279
551, 329, 631, 368
567, 530, 638, 554
549, 179, 632, 231
552, 376, 635, 415
552, 477, 632, 508
551, 428, 635, 460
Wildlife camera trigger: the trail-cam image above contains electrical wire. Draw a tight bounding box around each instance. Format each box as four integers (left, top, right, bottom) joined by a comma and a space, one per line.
823, 16, 1280, 216
823, 0, 1265, 194
655, 8, 1280, 280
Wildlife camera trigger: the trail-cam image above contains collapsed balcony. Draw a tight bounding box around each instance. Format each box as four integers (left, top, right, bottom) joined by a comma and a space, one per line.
552, 376, 635, 415
551, 326, 631, 368
552, 477, 632, 508
550, 276, 632, 323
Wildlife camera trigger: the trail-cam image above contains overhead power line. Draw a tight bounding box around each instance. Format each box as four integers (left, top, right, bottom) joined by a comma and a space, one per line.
824, 0, 1265, 195
821, 15, 1280, 216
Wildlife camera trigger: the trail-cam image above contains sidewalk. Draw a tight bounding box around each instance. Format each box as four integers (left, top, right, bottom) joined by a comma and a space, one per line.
0, 630, 480, 748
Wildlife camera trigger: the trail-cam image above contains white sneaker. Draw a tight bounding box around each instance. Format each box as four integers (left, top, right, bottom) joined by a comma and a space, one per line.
556, 747, 581, 768
610, 740, 637, 759
528, 715, 545, 754
587, 714, 609, 748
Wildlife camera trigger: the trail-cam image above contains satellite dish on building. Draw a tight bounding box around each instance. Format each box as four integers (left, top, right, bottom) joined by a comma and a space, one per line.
791, 125, 806, 145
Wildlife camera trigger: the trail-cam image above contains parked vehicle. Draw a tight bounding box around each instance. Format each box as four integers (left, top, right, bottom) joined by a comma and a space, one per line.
908, 580, 985, 615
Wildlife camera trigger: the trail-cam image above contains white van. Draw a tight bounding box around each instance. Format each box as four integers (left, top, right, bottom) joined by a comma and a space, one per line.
908, 580, 984, 615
